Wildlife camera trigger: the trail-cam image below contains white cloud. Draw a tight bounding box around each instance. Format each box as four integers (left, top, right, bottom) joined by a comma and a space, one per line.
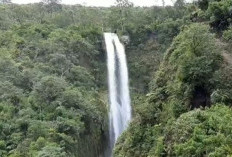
11, 0, 175, 7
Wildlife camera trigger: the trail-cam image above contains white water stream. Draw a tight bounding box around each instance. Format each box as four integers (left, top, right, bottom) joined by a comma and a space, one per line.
104, 33, 132, 155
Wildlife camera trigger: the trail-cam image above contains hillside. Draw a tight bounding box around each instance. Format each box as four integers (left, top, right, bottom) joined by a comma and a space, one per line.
0, 0, 232, 157
114, 0, 232, 156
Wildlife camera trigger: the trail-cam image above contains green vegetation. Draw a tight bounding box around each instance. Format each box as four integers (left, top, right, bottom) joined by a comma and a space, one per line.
0, 2, 108, 156
114, 0, 232, 156
0, 0, 232, 156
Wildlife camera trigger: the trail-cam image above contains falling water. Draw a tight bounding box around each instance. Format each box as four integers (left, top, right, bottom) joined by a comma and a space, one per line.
104, 33, 132, 156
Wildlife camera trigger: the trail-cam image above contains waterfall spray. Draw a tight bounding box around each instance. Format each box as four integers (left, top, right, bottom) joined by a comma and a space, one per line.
104, 33, 132, 156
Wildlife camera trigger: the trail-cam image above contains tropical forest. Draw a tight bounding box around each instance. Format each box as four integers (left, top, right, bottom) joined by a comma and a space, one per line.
0, 0, 232, 156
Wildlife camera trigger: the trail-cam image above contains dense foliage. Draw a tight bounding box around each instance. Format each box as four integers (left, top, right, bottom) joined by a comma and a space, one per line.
0, 2, 109, 156
0, 0, 232, 157
114, 0, 232, 156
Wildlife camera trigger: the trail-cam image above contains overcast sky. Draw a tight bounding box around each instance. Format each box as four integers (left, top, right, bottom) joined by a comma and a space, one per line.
11, 0, 175, 7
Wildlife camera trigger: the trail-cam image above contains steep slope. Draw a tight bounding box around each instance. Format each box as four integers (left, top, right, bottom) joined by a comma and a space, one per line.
114, 23, 232, 157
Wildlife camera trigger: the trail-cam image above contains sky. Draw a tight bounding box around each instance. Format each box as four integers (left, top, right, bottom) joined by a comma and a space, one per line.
11, 0, 175, 7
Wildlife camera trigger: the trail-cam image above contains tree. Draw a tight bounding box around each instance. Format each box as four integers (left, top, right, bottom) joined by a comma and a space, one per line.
197, 0, 209, 10
48, 53, 73, 77
42, 0, 61, 4
0, 81, 23, 105
0, 0, 11, 4
223, 27, 232, 41
33, 76, 67, 103
61, 88, 83, 109
38, 146, 67, 157
115, 0, 134, 32
174, 0, 185, 8
208, 0, 232, 31
66, 66, 95, 88
116, 0, 133, 7
42, 0, 62, 15
166, 105, 232, 156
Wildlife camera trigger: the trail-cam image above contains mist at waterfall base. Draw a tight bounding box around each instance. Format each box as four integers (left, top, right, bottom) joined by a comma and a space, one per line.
104, 33, 132, 156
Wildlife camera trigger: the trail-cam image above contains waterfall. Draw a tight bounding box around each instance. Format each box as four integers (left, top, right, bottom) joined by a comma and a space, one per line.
104, 33, 132, 155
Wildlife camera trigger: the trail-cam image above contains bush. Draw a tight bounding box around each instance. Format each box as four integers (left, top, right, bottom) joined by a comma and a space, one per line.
207, 0, 232, 31
33, 76, 67, 103
223, 27, 232, 41
165, 105, 232, 156
38, 146, 67, 157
